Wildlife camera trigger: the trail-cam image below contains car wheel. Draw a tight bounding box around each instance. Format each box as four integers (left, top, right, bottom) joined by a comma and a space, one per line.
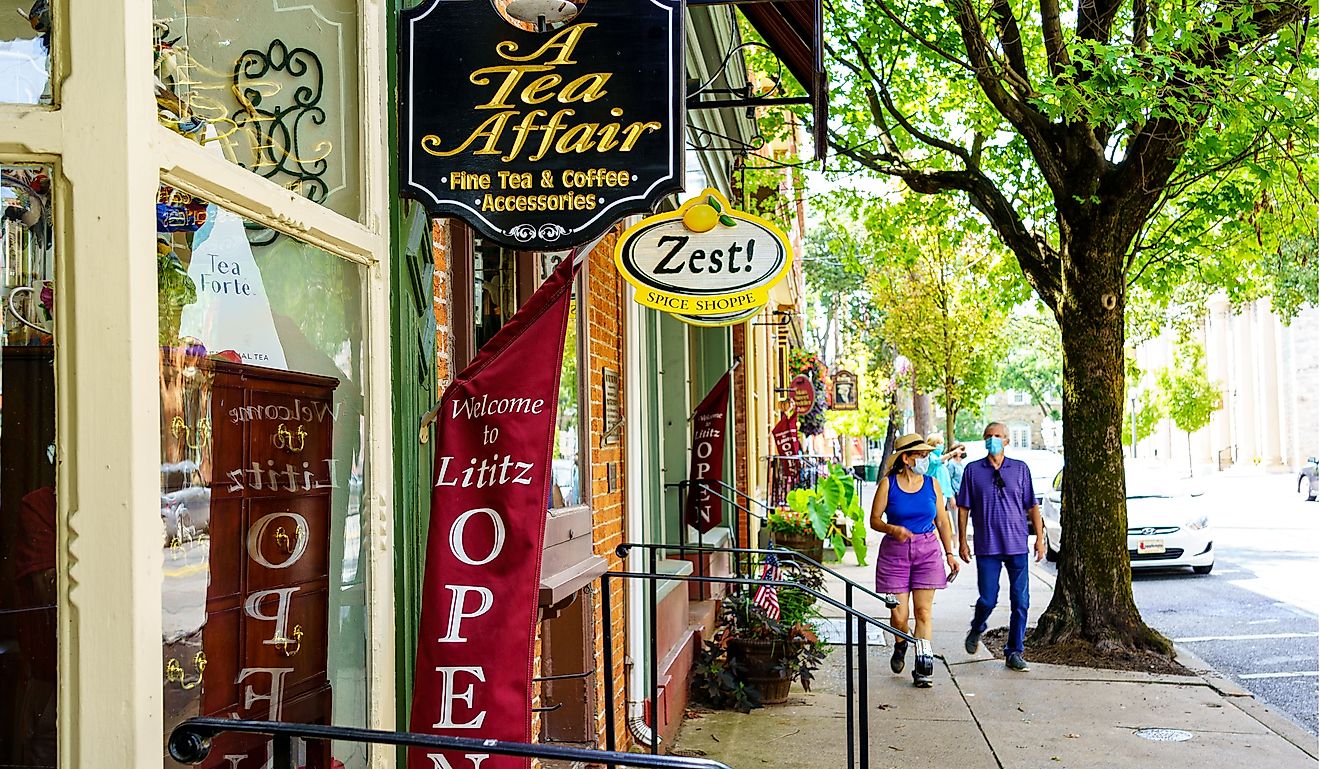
1192, 563, 1213, 575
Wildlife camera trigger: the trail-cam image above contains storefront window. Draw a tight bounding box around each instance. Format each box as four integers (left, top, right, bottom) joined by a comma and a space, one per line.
472, 238, 518, 349
545, 255, 584, 509
0, 165, 57, 768
150, 0, 362, 221
0, 2, 52, 105
156, 189, 371, 768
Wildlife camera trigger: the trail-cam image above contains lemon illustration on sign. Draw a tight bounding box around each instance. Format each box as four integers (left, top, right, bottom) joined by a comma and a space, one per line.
683, 203, 719, 233
682, 195, 738, 233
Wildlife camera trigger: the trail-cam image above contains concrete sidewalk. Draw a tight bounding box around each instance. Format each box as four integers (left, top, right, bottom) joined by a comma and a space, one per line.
672, 554, 1319, 768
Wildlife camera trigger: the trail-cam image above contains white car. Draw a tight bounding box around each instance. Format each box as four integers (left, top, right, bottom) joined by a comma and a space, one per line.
1040, 468, 1214, 575
961, 446, 1064, 504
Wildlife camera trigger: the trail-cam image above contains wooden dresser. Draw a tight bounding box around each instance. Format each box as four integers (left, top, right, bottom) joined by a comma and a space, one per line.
160, 353, 339, 769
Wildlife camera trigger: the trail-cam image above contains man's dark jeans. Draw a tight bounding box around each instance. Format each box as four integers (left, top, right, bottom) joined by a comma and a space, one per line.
971, 553, 1030, 655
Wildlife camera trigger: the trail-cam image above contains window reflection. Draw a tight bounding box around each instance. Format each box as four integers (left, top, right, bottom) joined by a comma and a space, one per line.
0, 165, 57, 768
0, 1, 51, 105
150, 0, 361, 221
157, 190, 370, 769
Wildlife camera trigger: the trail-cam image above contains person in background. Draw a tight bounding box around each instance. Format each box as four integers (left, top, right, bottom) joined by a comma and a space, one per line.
870, 434, 960, 688
946, 443, 967, 498
924, 433, 956, 516
957, 422, 1046, 672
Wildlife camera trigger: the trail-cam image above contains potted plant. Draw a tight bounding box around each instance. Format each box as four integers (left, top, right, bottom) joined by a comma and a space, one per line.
771, 464, 870, 566
692, 592, 828, 710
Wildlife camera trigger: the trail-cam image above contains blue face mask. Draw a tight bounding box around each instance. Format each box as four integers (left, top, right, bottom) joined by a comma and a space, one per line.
932, 446, 944, 457
911, 456, 931, 475
985, 437, 1005, 456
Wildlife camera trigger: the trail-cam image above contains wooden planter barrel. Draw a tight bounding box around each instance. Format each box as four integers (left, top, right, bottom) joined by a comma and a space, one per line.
726, 638, 793, 704
771, 530, 824, 564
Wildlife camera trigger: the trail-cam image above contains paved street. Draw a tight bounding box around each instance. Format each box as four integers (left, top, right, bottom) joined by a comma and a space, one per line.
1035, 468, 1319, 735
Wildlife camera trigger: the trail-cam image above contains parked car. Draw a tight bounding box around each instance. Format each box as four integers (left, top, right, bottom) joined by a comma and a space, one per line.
962, 445, 1064, 504
1040, 467, 1214, 575
1298, 457, 1318, 502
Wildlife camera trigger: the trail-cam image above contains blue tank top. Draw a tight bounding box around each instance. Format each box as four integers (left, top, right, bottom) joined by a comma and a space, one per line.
886, 475, 938, 534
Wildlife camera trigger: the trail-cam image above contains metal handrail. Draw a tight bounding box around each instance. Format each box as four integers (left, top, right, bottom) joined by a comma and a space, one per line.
617, 541, 899, 610
169, 717, 734, 769
602, 564, 914, 769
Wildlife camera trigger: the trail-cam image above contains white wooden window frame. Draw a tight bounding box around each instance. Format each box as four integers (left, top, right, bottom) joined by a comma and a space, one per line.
0, 2, 395, 767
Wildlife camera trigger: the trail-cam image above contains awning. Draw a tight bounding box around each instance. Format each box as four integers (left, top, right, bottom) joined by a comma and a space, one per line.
740, 0, 827, 160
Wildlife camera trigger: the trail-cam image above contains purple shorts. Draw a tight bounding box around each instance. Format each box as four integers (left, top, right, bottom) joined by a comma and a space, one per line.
874, 530, 948, 593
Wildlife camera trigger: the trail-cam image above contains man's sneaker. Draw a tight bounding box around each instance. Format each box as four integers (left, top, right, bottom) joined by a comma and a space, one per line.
890, 640, 908, 673
964, 628, 982, 655
1005, 652, 1030, 671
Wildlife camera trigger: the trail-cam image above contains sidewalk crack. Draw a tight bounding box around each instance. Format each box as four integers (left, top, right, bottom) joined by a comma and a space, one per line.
941, 655, 1005, 769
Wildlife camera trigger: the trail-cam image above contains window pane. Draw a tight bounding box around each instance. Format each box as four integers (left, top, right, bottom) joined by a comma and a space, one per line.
0, 3, 51, 105
472, 239, 518, 349
151, 1, 362, 221
549, 260, 581, 508
0, 164, 57, 767
156, 189, 371, 768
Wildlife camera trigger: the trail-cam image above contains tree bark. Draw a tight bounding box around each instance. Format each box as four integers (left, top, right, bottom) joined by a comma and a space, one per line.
912, 381, 931, 436
1029, 242, 1172, 655
882, 390, 902, 466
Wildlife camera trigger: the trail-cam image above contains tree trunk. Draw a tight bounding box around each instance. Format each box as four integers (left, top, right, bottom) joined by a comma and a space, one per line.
882, 390, 901, 461
1187, 432, 1194, 478
912, 380, 931, 437
1029, 244, 1172, 656
946, 402, 957, 447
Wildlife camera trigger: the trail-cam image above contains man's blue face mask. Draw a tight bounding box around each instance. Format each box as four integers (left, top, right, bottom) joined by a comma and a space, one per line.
985, 436, 1005, 455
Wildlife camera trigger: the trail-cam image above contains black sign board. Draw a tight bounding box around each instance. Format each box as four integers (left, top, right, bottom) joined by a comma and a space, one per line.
400, 0, 685, 251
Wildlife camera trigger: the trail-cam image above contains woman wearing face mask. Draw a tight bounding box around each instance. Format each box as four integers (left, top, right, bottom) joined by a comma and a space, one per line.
870, 433, 961, 687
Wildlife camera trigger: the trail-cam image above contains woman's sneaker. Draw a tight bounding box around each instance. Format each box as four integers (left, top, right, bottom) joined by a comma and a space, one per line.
913, 641, 934, 687
890, 640, 908, 673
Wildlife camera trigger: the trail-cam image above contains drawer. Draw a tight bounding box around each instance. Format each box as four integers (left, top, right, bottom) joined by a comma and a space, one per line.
201, 499, 242, 600
242, 587, 329, 699
245, 392, 334, 490
206, 385, 248, 501
243, 497, 329, 592
198, 605, 243, 714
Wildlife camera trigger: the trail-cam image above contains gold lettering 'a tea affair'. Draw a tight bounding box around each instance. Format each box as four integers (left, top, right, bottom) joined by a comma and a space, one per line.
420, 24, 663, 163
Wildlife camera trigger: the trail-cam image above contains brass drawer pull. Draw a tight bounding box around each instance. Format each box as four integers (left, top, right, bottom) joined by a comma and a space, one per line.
273, 423, 307, 452
170, 416, 212, 450
275, 625, 303, 657
165, 651, 207, 690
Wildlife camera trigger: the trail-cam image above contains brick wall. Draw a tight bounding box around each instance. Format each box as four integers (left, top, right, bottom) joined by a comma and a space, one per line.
583, 230, 632, 751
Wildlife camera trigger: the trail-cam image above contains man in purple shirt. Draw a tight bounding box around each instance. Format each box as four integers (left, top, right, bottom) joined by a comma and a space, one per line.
956, 422, 1046, 671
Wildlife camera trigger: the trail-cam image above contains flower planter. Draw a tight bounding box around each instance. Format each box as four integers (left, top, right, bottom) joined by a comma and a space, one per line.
726, 638, 793, 705
771, 530, 824, 564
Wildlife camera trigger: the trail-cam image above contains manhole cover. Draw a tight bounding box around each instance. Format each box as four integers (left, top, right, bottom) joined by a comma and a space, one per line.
1133, 728, 1194, 742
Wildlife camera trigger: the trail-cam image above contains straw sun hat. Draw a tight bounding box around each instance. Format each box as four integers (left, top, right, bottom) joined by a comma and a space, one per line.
886, 433, 936, 475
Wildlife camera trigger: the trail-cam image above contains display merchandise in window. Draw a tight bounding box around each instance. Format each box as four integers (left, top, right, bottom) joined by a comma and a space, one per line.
156, 190, 372, 769
0, 165, 57, 768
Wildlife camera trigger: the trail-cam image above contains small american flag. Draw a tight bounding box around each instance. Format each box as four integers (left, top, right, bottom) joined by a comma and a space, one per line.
752, 554, 782, 620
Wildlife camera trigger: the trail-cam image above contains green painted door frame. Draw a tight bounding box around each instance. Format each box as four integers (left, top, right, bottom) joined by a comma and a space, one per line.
388, 0, 436, 732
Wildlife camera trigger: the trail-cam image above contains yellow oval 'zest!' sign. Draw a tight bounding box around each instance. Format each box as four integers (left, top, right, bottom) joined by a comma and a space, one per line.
614, 189, 793, 322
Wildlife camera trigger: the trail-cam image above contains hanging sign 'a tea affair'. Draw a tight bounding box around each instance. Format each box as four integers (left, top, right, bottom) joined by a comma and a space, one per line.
399, 0, 684, 251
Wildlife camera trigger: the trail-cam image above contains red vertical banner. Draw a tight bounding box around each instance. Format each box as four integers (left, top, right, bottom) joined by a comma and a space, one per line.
771, 412, 801, 457
409, 253, 581, 769
683, 373, 731, 533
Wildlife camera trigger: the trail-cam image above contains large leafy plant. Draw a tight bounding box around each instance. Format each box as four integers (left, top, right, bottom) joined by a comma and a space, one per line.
783, 464, 869, 566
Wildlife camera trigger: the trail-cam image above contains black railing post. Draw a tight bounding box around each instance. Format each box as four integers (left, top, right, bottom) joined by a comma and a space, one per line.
272, 734, 293, 769
858, 612, 869, 769
648, 546, 660, 754
602, 573, 617, 756
845, 583, 855, 769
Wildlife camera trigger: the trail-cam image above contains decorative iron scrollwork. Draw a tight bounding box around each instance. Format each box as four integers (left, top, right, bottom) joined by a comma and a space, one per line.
232, 39, 330, 246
